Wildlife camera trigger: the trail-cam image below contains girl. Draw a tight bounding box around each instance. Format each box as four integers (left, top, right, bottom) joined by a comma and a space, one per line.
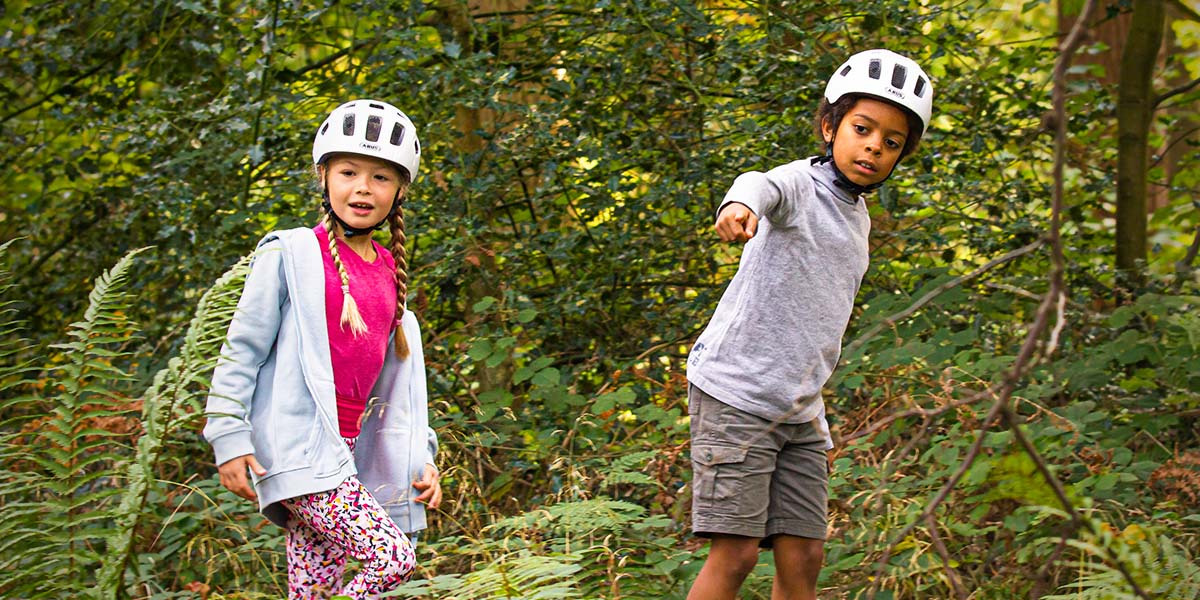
204, 99, 442, 599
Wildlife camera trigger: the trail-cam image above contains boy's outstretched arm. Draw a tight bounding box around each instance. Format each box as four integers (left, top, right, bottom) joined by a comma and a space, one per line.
716, 202, 759, 243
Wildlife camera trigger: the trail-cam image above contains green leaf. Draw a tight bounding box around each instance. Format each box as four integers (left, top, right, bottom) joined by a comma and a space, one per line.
531, 367, 560, 387
472, 296, 498, 313
468, 339, 493, 361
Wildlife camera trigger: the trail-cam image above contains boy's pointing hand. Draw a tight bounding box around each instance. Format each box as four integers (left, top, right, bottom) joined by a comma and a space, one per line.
716, 202, 759, 243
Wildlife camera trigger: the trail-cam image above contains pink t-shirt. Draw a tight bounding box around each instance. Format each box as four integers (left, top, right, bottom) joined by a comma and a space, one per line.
314, 224, 397, 438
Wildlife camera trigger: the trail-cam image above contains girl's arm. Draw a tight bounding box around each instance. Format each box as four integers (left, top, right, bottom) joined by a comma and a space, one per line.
425, 425, 438, 470
203, 242, 287, 467
405, 311, 442, 508
402, 309, 438, 471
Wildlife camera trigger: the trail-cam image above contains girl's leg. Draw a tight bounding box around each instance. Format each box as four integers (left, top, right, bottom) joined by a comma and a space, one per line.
285, 511, 347, 599
285, 477, 416, 598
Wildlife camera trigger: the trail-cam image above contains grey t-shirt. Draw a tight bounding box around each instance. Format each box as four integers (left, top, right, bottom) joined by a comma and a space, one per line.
686, 157, 870, 448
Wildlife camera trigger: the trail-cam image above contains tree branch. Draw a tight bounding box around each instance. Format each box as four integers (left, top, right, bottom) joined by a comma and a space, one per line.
841, 239, 1045, 360
866, 401, 1005, 597
1150, 125, 1200, 168
1155, 75, 1200, 107
1173, 225, 1200, 292
866, 3, 1146, 598
1169, 0, 1200, 22
1000, 403, 1149, 597
925, 513, 968, 600
276, 39, 373, 82
0, 62, 110, 126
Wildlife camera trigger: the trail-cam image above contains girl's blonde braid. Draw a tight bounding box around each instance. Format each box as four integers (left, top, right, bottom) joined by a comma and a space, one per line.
387, 204, 411, 360
324, 214, 369, 336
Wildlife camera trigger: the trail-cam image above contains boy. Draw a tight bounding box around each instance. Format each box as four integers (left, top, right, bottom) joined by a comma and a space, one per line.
685, 49, 934, 600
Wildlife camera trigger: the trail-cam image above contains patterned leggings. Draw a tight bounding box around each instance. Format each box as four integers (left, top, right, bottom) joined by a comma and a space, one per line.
281, 438, 416, 599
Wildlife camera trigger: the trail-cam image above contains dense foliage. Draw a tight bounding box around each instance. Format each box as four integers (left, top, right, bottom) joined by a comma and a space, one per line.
1, 0, 1197, 598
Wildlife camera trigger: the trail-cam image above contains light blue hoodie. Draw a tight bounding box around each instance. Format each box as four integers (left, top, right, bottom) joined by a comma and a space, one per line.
203, 227, 437, 532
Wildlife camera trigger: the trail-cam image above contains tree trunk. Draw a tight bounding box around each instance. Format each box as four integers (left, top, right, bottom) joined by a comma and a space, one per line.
1115, 0, 1164, 279
436, 0, 531, 395
1149, 7, 1194, 212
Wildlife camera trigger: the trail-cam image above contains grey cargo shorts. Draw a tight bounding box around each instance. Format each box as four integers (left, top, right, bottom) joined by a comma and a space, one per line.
688, 384, 829, 546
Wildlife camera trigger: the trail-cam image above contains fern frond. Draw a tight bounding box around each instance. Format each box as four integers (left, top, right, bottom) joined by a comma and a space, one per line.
389, 551, 584, 599
1041, 523, 1200, 600
599, 449, 662, 490
0, 239, 38, 396
98, 253, 252, 598
0, 247, 149, 599
489, 497, 648, 539
51, 248, 149, 409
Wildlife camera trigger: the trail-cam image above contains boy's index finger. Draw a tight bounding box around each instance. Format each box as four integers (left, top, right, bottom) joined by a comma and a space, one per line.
717, 220, 740, 242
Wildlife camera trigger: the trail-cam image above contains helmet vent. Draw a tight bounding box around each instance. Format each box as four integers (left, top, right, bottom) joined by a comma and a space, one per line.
868, 59, 881, 79
368, 102, 385, 110
342, 114, 355, 136
840, 65, 852, 76
390, 123, 405, 145
320, 122, 330, 135
914, 76, 927, 97
414, 138, 420, 154
365, 115, 382, 142
891, 64, 907, 88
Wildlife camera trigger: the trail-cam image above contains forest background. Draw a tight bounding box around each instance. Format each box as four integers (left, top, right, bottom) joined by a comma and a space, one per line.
1, 0, 1198, 598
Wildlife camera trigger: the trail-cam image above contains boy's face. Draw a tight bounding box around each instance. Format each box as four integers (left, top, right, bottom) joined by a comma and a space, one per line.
320, 154, 406, 230
822, 97, 910, 188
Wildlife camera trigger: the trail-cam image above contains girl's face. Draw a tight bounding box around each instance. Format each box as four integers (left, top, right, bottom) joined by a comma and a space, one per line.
822, 97, 910, 188
320, 154, 406, 231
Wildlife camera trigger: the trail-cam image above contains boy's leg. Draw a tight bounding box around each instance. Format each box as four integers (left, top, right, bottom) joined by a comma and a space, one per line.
687, 384, 787, 599
687, 534, 761, 600
770, 535, 823, 600
763, 422, 829, 600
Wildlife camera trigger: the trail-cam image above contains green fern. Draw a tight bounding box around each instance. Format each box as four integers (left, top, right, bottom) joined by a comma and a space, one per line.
599, 449, 661, 490
1041, 520, 1200, 599
0, 246, 149, 598
0, 239, 38, 386
408, 497, 684, 599
389, 550, 584, 599
489, 497, 648, 543
98, 253, 253, 598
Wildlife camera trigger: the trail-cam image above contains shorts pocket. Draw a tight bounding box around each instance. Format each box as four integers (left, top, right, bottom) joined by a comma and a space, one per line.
692, 443, 749, 507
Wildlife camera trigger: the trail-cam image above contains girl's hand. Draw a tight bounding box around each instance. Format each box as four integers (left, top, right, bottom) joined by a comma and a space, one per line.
715, 202, 759, 243
413, 464, 442, 509
218, 454, 266, 501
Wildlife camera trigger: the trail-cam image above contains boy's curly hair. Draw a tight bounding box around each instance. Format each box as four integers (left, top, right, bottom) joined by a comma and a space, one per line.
813, 94, 925, 160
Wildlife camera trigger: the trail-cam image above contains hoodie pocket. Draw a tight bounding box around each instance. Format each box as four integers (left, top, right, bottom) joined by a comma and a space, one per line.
304, 420, 351, 477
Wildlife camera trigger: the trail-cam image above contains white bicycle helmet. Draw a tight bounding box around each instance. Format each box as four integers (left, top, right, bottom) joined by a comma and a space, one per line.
824, 49, 933, 137
312, 99, 420, 181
